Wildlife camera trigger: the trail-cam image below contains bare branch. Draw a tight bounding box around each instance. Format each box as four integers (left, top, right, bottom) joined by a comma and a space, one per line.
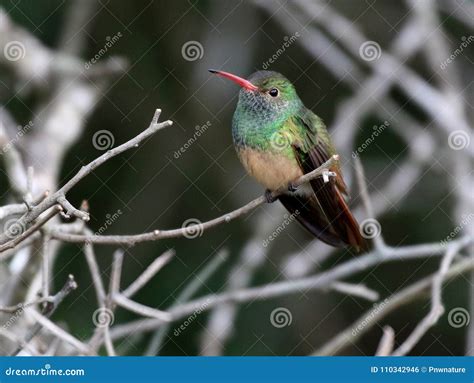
392, 240, 464, 355
375, 326, 395, 356
57, 194, 90, 221
11, 275, 78, 355
122, 249, 175, 299
147, 249, 229, 355
49, 155, 340, 245
0, 205, 61, 252
329, 282, 380, 302
313, 257, 473, 356
109, 237, 473, 341
0, 109, 172, 246
113, 294, 171, 321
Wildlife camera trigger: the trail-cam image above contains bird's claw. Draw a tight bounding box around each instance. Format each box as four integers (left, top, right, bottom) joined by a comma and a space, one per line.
287, 182, 298, 193
322, 170, 337, 183
265, 189, 277, 203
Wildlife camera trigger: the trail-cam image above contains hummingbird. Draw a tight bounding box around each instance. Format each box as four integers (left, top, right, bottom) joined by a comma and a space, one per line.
209, 69, 367, 252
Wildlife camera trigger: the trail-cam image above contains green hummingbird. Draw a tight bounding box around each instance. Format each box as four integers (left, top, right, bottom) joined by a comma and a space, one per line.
209, 69, 367, 252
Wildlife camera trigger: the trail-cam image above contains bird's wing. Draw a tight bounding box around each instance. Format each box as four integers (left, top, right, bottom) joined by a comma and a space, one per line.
280, 108, 367, 251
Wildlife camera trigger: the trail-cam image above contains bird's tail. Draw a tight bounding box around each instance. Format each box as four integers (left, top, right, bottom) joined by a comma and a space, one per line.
279, 182, 368, 252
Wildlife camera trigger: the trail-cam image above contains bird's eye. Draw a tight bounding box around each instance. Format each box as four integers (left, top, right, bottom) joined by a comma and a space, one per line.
268, 88, 279, 97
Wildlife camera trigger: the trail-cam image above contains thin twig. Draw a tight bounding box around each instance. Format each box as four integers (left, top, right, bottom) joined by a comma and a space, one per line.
147, 249, 229, 355
354, 157, 386, 250
329, 282, 380, 302
113, 294, 172, 321
122, 249, 175, 299
83, 237, 107, 305
0, 109, 172, 245
375, 326, 395, 356
313, 257, 473, 356
11, 275, 78, 356
0, 205, 62, 252
109, 249, 124, 304
40, 234, 50, 306
392, 241, 463, 355
57, 194, 90, 221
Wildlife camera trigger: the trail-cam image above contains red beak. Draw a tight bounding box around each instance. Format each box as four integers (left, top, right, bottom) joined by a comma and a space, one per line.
209, 69, 258, 91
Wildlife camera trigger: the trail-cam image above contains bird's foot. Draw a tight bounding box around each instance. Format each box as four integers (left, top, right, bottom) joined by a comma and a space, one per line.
322, 170, 337, 183
287, 182, 298, 193
265, 189, 277, 203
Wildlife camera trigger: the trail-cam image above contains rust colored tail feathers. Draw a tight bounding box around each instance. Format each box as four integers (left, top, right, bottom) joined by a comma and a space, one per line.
279, 173, 368, 252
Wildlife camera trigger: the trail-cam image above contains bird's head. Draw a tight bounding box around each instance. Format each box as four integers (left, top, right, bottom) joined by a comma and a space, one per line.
209, 69, 302, 122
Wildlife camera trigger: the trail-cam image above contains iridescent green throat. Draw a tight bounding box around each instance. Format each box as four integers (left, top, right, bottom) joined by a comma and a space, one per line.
231, 89, 302, 153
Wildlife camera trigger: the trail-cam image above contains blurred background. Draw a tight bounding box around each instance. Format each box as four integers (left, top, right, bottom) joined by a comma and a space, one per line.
0, 0, 472, 356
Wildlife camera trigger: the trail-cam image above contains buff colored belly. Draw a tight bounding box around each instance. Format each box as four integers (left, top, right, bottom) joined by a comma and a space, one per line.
237, 147, 303, 191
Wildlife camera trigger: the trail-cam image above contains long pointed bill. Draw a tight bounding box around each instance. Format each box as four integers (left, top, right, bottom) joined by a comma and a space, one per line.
209, 69, 258, 91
